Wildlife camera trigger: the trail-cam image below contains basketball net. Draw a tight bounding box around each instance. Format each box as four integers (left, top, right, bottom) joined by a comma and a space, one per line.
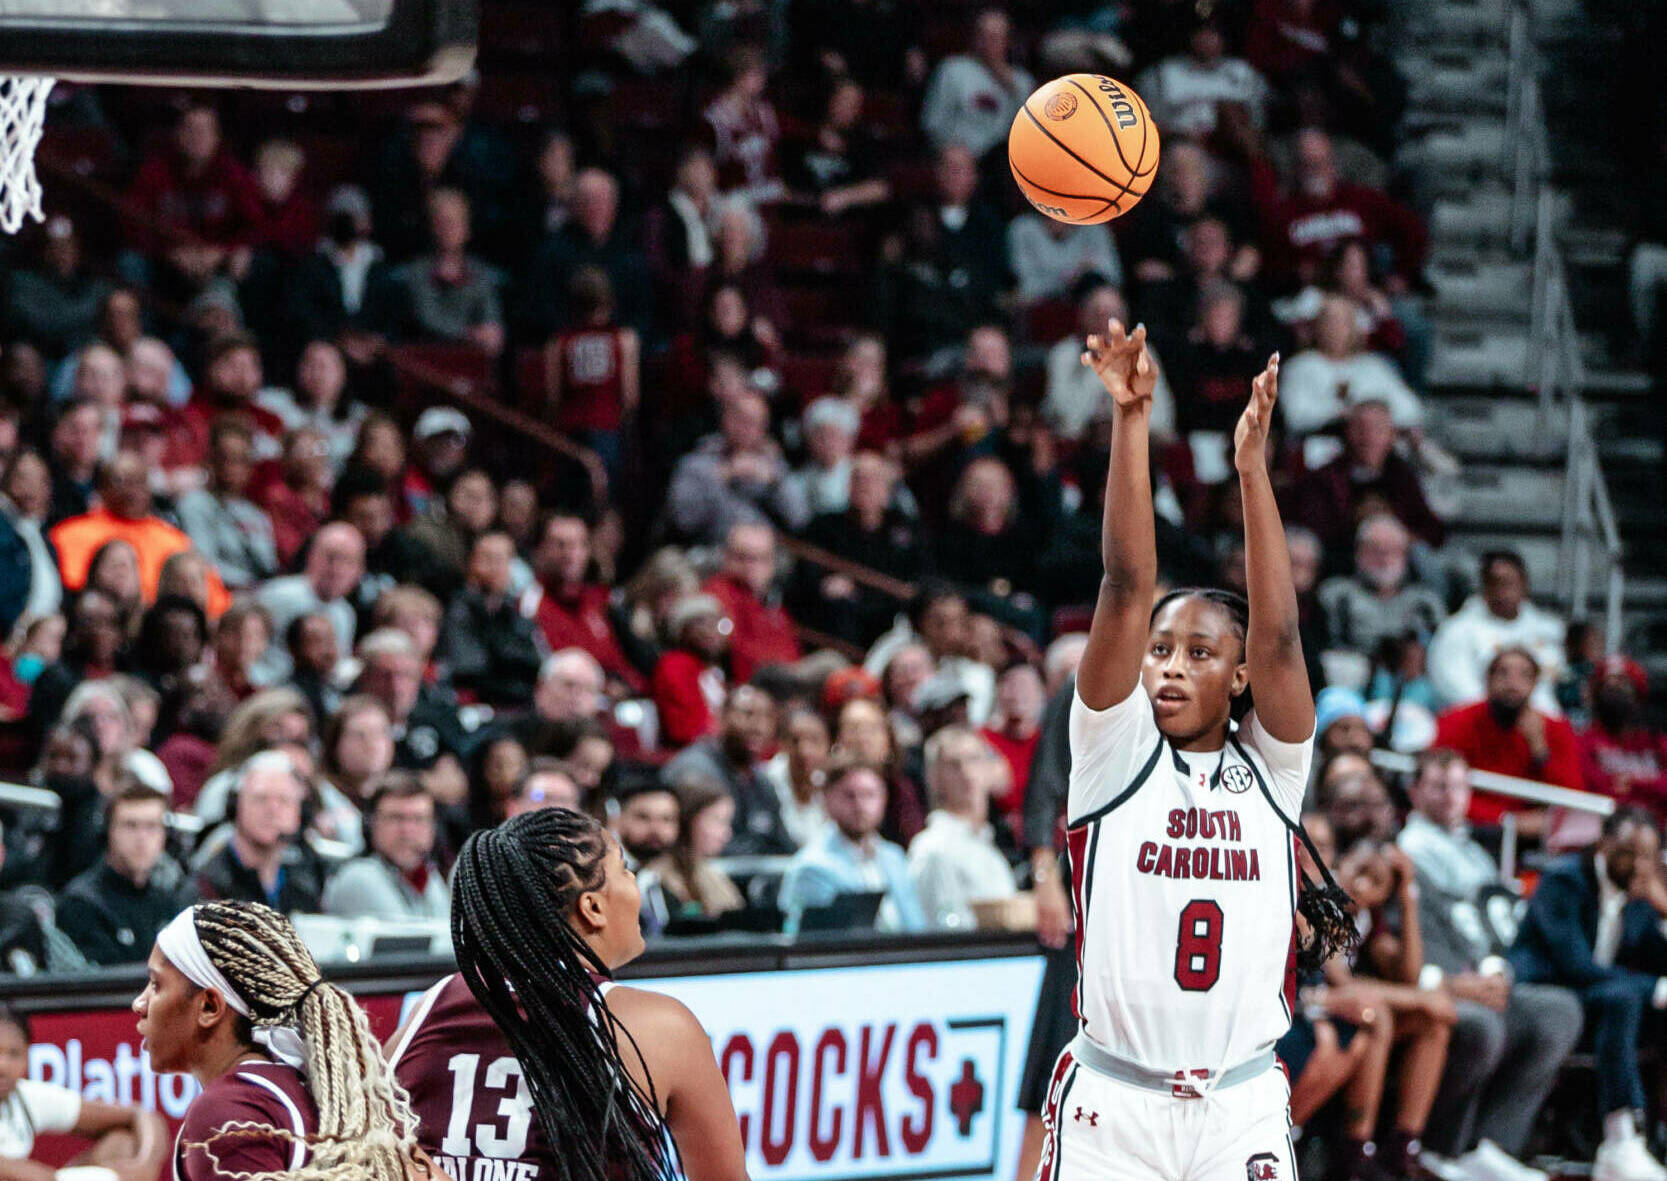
0, 76, 54, 235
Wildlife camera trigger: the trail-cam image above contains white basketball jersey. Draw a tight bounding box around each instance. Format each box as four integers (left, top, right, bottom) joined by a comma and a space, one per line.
1066, 685, 1312, 1074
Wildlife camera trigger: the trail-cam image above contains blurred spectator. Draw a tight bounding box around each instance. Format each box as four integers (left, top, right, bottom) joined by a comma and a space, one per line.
3, 216, 112, 360
1007, 213, 1122, 306
61, 679, 172, 799
1168, 282, 1268, 437
664, 684, 792, 856
1575, 658, 1667, 835
983, 661, 1045, 835
709, 205, 786, 346
85, 538, 142, 639
786, 398, 861, 518
1510, 807, 1667, 1181
322, 773, 450, 921
792, 452, 924, 647
442, 532, 543, 706
615, 776, 680, 869
470, 733, 528, 828
703, 45, 785, 204
54, 782, 193, 966
1135, 13, 1269, 139
1317, 514, 1445, 657
391, 188, 505, 356
834, 694, 925, 845
761, 704, 831, 847
51, 452, 221, 606
46, 398, 103, 525
26, 589, 125, 736
908, 726, 1016, 929
124, 102, 262, 294
868, 584, 996, 725
514, 649, 606, 757
172, 333, 286, 471
935, 456, 1037, 598
193, 750, 325, 911
1279, 295, 1422, 438
1427, 551, 1565, 713
403, 467, 498, 597
790, 76, 891, 217
704, 522, 801, 683
1253, 128, 1427, 290
356, 629, 466, 784
318, 694, 393, 819
0, 449, 62, 629
523, 129, 576, 241
1044, 282, 1175, 442
1317, 750, 1396, 849
174, 416, 278, 591
528, 167, 651, 337
254, 520, 364, 685
247, 139, 317, 261
544, 267, 638, 484
666, 386, 808, 545
257, 340, 367, 469
523, 513, 643, 695
286, 611, 341, 727
1558, 621, 1607, 727
652, 594, 729, 747
285, 185, 390, 355
504, 759, 582, 819
779, 751, 926, 934
645, 777, 745, 919
920, 8, 1034, 163
644, 147, 718, 317
1396, 748, 1584, 1165
1436, 647, 1581, 833
1296, 394, 1444, 560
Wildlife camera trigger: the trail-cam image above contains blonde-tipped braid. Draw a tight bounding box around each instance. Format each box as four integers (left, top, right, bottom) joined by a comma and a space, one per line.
186, 901, 423, 1181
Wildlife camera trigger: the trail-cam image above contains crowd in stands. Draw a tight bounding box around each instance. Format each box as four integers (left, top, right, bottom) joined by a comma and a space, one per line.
0, 0, 1665, 1176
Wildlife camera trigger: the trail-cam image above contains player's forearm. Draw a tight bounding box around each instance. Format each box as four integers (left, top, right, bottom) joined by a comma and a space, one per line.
1238, 460, 1309, 695
1101, 402, 1155, 604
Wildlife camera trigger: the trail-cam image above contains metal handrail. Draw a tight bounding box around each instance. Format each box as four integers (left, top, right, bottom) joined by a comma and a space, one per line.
1510, 0, 1626, 653
1368, 750, 1615, 815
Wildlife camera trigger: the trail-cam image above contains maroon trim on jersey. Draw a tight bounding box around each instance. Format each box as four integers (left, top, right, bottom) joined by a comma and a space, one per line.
1037, 1050, 1078, 1181
1065, 824, 1091, 1022
173, 1061, 316, 1181
1281, 834, 1299, 1021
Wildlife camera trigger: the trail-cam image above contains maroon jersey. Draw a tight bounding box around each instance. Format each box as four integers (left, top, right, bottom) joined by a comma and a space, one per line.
552, 327, 627, 433
174, 1061, 318, 1181
391, 973, 585, 1181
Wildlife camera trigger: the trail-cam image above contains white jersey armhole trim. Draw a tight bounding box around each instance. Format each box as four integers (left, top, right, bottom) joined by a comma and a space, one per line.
235, 1070, 307, 1173
386, 975, 451, 1070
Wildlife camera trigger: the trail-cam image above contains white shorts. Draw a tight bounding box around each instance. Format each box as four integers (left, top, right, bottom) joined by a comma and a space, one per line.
1037, 1046, 1296, 1181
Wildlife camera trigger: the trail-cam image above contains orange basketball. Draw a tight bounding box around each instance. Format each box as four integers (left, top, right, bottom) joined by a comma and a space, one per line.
1008, 73, 1161, 225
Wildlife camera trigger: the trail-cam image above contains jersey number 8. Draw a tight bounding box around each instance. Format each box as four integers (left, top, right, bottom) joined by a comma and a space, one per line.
1174, 900, 1224, 991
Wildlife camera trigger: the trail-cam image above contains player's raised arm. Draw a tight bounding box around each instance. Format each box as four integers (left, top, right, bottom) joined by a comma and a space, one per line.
1077, 319, 1158, 710
1235, 354, 1314, 743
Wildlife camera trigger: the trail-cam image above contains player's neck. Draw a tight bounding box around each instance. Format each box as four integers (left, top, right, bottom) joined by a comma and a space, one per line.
1169, 722, 1231, 754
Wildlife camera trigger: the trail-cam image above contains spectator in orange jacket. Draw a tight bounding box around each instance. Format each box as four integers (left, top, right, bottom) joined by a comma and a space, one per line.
703, 522, 801, 683
50, 451, 227, 610
1434, 646, 1581, 836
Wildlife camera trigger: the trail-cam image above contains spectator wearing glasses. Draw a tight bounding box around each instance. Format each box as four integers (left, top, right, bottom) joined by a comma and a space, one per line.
322, 773, 449, 921
55, 781, 195, 966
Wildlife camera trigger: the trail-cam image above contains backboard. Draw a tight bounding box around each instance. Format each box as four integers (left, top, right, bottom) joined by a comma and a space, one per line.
0, 0, 477, 88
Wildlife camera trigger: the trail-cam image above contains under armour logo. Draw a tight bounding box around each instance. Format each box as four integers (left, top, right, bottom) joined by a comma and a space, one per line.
1073, 1107, 1098, 1126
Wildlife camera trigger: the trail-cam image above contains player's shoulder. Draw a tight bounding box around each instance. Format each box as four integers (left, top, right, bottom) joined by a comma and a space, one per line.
605, 985, 707, 1043
187, 1064, 311, 1136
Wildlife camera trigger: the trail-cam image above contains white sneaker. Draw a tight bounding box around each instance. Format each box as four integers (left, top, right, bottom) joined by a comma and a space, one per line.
1457, 1140, 1550, 1181
1418, 1150, 1471, 1181
1595, 1135, 1667, 1181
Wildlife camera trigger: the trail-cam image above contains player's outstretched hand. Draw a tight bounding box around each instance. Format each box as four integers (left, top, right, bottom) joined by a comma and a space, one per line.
1083, 319, 1155, 410
1233, 352, 1279, 474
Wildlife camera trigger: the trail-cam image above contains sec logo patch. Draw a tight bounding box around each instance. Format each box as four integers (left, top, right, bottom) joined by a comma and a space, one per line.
1221, 765, 1254, 795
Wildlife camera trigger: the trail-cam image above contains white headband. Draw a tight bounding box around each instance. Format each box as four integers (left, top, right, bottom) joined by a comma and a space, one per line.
155, 908, 307, 1071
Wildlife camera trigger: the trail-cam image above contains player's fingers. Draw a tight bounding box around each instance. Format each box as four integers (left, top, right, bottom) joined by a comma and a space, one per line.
1129, 322, 1147, 349
1135, 351, 1151, 378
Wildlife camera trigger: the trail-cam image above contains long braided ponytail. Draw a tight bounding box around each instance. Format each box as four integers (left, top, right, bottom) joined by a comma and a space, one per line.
450, 807, 680, 1181
1150, 588, 1359, 974
188, 901, 422, 1181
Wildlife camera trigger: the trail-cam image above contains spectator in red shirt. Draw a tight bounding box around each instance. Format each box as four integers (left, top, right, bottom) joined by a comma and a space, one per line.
250, 139, 319, 260
543, 267, 639, 486
1253, 128, 1427, 289
981, 661, 1044, 838
169, 333, 286, 472
259, 427, 333, 568
524, 512, 644, 695
1434, 646, 1581, 834
125, 102, 263, 293
1581, 657, 1667, 815
703, 522, 801, 683
1296, 394, 1445, 565
652, 593, 730, 748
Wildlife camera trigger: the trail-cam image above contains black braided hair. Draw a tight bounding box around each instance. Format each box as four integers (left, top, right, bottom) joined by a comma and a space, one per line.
1152, 587, 1358, 973
450, 808, 679, 1181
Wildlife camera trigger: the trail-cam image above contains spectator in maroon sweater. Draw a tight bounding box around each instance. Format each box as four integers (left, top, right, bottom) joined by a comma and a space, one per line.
1434, 647, 1581, 836
1253, 128, 1427, 290
168, 333, 286, 472
525, 512, 644, 695
703, 522, 801, 683
1296, 393, 1444, 566
250, 140, 319, 260
125, 102, 263, 292
652, 593, 730, 748
1581, 657, 1667, 815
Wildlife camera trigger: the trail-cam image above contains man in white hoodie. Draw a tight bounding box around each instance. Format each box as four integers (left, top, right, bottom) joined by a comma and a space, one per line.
1427, 550, 1566, 713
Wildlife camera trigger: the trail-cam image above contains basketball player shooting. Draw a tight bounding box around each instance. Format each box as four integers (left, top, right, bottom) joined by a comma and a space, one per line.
1037, 322, 1354, 1181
